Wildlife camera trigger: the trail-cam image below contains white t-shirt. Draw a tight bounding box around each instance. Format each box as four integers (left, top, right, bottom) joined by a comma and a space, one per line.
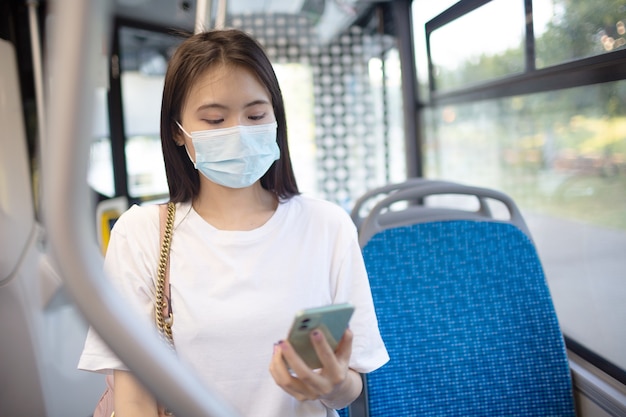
78, 195, 389, 417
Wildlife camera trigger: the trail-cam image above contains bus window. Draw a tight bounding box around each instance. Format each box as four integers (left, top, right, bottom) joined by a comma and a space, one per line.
88, 87, 114, 197
413, 0, 626, 381
534, 0, 626, 68
412, 0, 458, 101
273, 63, 318, 196
368, 48, 406, 186
119, 26, 181, 200
428, 0, 526, 91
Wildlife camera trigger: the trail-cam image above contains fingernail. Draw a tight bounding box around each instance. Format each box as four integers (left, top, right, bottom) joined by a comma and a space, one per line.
312, 330, 322, 339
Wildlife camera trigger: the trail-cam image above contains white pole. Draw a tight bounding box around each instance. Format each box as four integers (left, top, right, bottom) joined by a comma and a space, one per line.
215, 0, 227, 29
195, 0, 212, 33
43, 1, 240, 416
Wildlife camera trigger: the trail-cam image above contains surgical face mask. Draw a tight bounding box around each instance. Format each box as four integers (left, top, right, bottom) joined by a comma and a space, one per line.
176, 121, 280, 189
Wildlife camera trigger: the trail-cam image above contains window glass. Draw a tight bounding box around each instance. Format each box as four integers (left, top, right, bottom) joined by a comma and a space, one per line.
412, 0, 458, 101
428, 0, 526, 91
119, 27, 180, 199
534, 0, 626, 68
422, 81, 626, 371
273, 63, 318, 196
121, 71, 168, 197
88, 87, 114, 197
368, 48, 406, 185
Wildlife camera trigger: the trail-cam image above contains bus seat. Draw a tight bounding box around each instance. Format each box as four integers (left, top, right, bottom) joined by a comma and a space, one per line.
0, 39, 103, 417
0, 40, 35, 284
95, 196, 128, 255
345, 181, 575, 417
0, 38, 48, 416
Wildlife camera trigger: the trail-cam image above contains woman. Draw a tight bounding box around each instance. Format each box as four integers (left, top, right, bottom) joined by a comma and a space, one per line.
79, 29, 388, 417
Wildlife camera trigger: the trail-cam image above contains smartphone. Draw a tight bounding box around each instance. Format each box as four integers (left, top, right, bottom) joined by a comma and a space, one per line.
286, 303, 355, 369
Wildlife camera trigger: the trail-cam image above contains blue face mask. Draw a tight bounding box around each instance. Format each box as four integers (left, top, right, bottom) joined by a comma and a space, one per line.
177, 121, 280, 189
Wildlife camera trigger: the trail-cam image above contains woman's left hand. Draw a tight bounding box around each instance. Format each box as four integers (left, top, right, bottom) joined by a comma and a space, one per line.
269, 328, 362, 409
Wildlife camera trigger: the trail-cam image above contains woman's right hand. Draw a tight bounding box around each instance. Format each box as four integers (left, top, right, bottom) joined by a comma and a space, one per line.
268, 329, 362, 409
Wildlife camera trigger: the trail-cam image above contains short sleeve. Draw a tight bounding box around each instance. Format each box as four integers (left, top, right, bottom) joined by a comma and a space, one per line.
77, 204, 160, 373
330, 213, 389, 374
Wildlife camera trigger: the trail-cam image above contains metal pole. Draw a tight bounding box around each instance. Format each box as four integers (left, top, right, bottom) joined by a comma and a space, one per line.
195, 0, 212, 33
43, 1, 240, 416
392, 0, 422, 178
215, 0, 227, 29
26, 0, 46, 210
26, 0, 45, 141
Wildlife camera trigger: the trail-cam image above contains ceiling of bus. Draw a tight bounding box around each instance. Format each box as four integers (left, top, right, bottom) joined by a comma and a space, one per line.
114, 0, 382, 42
114, 0, 390, 74
115, 0, 303, 29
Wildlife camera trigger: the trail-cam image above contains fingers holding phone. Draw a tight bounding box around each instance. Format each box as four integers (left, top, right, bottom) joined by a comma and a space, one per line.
307, 326, 353, 374
270, 328, 354, 401
269, 304, 355, 401
286, 303, 354, 370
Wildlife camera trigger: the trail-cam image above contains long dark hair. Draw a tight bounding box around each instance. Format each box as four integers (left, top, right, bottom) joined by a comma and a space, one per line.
160, 29, 299, 202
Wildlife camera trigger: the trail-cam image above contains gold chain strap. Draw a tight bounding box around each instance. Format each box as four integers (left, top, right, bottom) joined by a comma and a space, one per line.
155, 201, 176, 348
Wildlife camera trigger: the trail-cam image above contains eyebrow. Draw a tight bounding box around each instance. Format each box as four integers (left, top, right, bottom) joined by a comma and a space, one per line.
195, 99, 271, 112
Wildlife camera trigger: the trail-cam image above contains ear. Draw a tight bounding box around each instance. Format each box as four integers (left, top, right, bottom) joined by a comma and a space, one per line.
173, 121, 188, 146
173, 131, 186, 146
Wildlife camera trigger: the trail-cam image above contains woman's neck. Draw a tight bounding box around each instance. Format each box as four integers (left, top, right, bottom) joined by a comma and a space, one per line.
192, 182, 278, 231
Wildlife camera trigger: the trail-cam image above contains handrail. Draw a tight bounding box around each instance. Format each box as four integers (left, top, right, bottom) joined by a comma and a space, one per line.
350, 178, 490, 229
42, 1, 239, 416
358, 181, 531, 247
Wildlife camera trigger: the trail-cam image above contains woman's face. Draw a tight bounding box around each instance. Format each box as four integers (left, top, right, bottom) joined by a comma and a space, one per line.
177, 64, 276, 157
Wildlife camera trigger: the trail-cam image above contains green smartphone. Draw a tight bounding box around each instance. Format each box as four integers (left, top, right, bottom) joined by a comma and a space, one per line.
286, 303, 355, 369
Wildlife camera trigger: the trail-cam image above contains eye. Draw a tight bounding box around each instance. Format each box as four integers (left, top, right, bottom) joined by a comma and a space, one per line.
202, 118, 224, 125
248, 113, 266, 121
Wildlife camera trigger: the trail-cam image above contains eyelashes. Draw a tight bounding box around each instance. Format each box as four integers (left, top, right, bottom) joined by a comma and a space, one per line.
201, 113, 268, 125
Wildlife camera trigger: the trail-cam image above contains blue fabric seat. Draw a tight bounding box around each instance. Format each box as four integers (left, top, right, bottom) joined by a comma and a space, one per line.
349, 219, 575, 416
339, 180, 576, 417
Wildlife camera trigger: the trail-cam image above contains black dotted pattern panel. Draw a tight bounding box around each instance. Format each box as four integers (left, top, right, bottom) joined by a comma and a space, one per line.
229, 14, 381, 206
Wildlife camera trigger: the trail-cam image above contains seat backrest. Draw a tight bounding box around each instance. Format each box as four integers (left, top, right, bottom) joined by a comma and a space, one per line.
351, 178, 493, 231
351, 178, 436, 228
359, 219, 575, 417
357, 180, 531, 248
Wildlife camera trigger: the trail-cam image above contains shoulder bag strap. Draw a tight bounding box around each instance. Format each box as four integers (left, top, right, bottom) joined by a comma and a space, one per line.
156, 201, 176, 347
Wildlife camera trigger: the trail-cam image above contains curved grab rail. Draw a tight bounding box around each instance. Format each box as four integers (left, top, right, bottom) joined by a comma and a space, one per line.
351, 178, 431, 228
42, 2, 239, 416
350, 178, 493, 230
358, 181, 531, 248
